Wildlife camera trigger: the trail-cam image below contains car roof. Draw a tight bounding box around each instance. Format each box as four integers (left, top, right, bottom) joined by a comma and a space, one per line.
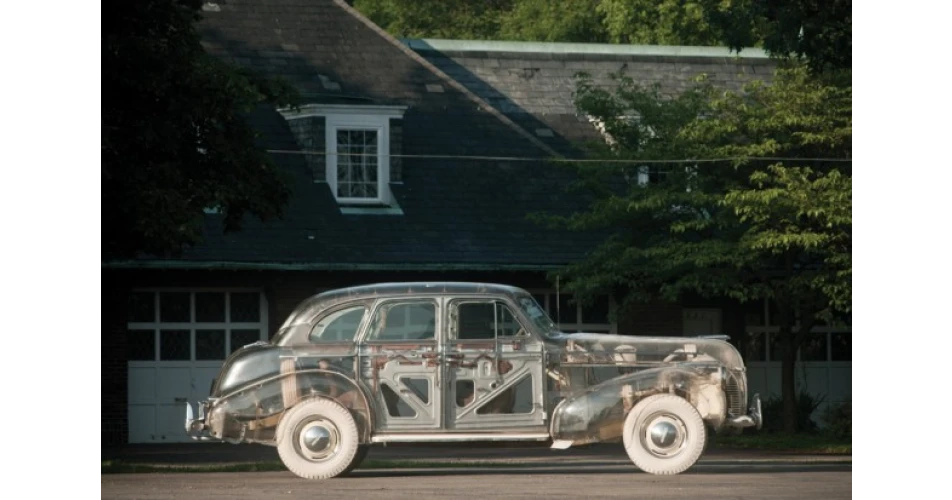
280, 282, 530, 330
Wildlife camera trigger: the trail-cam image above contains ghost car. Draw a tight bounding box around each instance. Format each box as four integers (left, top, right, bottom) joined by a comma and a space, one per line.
186, 282, 761, 478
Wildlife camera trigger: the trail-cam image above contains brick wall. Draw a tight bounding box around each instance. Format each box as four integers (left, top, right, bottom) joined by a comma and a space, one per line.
102, 271, 130, 445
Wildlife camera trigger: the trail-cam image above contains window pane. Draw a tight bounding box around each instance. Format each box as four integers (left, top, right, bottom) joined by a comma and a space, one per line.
496, 303, 524, 337
230, 293, 260, 322
768, 332, 796, 362
195, 293, 225, 322
310, 307, 366, 343
557, 294, 577, 324
371, 302, 436, 341
231, 329, 262, 353
127, 329, 155, 361
457, 303, 494, 340
532, 294, 547, 313
744, 332, 766, 362
800, 333, 827, 361
196, 329, 226, 360
580, 295, 610, 324
160, 329, 190, 360
128, 292, 155, 323
159, 292, 190, 322
831, 332, 851, 361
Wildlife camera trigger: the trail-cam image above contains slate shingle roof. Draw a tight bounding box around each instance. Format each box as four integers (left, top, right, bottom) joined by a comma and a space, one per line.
119, 0, 601, 270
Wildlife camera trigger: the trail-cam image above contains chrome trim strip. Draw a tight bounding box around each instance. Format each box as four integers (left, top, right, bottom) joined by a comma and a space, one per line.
371, 432, 551, 443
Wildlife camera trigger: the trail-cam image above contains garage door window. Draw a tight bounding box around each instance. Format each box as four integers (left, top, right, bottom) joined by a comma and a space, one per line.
127, 290, 267, 361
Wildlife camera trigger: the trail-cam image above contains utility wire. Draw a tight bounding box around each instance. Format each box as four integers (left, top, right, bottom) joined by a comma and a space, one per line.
265, 149, 852, 164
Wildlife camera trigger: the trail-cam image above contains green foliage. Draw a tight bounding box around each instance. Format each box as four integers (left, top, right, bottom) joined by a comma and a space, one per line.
355, 0, 727, 46
102, 0, 299, 260
760, 391, 823, 433
596, 0, 722, 45
353, 0, 512, 39
498, 1, 609, 43
820, 400, 851, 441
548, 64, 851, 319
700, 0, 852, 74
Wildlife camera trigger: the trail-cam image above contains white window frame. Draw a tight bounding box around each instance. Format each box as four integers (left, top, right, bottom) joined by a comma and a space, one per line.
126, 288, 269, 362
326, 114, 390, 205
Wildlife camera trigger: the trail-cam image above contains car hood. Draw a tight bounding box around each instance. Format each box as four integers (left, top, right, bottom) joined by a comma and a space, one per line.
544, 331, 745, 370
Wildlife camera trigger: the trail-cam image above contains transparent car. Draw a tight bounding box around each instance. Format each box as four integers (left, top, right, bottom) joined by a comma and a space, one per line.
186, 282, 761, 477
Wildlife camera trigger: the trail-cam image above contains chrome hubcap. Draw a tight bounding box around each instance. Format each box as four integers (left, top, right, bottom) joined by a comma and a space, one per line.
295, 418, 340, 461
640, 413, 688, 458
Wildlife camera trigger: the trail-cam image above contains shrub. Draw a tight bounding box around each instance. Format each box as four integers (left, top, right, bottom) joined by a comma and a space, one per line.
820, 400, 851, 440
760, 391, 824, 433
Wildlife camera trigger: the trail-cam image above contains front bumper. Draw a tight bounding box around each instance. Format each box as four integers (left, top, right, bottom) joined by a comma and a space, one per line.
726, 393, 763, 429
184, 401, 216, 441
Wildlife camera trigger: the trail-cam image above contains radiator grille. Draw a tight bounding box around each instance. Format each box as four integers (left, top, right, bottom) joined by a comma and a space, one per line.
725, 370, 747, 417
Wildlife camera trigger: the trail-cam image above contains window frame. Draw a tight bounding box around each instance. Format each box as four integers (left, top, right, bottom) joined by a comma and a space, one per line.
449, 299, 530, 341
363, 298, 439, 343
326, 113, 390, 205
126, 288, 268, 362
308, 304, 369, 344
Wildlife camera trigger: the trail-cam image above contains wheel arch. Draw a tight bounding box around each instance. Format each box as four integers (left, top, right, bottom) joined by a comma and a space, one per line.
549, 364, 727, 446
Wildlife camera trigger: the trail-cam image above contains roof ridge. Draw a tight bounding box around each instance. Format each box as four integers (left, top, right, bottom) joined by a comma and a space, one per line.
331, 0, 561, 158
403, 38, 769, 59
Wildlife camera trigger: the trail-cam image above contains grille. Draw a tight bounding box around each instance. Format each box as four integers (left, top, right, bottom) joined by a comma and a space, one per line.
725, 370, 747, 417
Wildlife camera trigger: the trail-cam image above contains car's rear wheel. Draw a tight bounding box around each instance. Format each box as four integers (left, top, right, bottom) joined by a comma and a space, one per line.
276, 398, 361, 479
622, 394, 707, 475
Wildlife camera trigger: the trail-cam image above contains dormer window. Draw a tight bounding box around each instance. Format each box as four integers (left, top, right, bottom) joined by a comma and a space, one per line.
278, 104, 407, 207
326, 114, 389, 205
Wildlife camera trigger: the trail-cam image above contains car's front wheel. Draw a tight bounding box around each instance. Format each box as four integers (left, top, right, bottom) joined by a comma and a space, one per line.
622, 394, 707, 475
276, 398, 362, 479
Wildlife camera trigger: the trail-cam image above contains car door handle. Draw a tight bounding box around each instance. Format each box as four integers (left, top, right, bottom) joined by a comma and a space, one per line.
174, 397, 188, 403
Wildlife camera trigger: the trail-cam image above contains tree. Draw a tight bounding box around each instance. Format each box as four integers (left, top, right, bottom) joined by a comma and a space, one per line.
541, 64, 851, 432
352, 0, 513, 40
499, 1, 609, 43
596, 0, 723, 46
701, 0, 852, 74
355, 0, 726, 46
102, 0, 299, 260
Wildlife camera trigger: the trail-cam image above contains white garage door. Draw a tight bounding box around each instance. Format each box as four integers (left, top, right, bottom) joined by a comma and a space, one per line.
126, 289, 268, 443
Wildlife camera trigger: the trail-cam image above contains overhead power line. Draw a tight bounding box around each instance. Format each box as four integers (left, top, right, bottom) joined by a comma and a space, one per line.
265, 149, 852, 164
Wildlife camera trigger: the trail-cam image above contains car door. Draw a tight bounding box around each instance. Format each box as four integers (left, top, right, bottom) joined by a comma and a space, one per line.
442, 297, 546, 431
358, 297, 443, 431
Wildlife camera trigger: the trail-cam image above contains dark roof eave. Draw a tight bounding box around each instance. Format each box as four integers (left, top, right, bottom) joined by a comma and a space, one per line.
101, 260, 565, 272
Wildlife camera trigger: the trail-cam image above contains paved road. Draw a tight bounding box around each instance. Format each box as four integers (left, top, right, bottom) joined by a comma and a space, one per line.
102, 463, 851, 499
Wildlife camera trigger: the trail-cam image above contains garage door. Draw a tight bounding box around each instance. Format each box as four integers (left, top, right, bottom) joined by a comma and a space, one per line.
126, 289, 268, 443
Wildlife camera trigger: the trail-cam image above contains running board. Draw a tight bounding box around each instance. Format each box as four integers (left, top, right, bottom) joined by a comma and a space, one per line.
371, 432, 551, 443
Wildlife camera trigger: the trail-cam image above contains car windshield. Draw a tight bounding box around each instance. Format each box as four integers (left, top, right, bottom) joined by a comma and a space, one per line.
515, 293, 560, 337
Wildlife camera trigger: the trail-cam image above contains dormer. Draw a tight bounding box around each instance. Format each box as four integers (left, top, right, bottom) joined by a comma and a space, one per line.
279, 104, 408, 208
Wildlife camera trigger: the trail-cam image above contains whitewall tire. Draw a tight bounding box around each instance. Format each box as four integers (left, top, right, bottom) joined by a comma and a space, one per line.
622, 394, 707, 475
276, 398, 361, 479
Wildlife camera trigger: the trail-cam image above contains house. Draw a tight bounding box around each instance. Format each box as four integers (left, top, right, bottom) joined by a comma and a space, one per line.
101, 0, 850, 445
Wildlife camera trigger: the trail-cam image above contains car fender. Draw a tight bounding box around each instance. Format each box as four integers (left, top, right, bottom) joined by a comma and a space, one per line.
548, 364, 727, 446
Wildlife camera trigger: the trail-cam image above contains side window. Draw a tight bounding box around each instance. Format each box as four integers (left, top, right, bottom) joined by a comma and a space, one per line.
368, 301, 436, 341
309, 306, 366, 343
454, 301, 526, 340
